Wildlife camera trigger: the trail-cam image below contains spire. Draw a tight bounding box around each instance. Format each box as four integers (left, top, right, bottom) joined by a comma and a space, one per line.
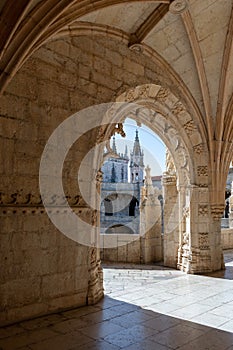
112, 136, 117, 154
124, 145, 128, 158
133, 129, 141, 156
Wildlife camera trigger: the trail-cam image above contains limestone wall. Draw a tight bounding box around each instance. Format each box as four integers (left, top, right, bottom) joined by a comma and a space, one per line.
0, 34, 176, 325
100, 232, 163, 264
222, 229, 233, 250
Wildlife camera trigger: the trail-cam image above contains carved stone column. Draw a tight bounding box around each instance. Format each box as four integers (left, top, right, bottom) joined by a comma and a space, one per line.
140, 166, 162, 263
87, 169, 104, 305
162, 173, 179, 268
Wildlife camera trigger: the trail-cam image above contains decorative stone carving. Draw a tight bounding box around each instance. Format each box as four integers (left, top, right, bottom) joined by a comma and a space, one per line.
198, 233, 209, 250
0, 191, 89, 208
138, 85, 150, 98
169, 0, 188, 14
211, 204, 225, 220
96, 170, 103, 184
87, 247, 104, 305
162, 174, 177, 184
183, 231, 189, 246
183, 206, 190, 218
183, 120, 197, 135
125, 88, 137, 102
165, 149, 176, 175
129, 43, 144, 53
198, 205, 208, 216
156, 87, 169, 102
172, 101, 185, 116
197, 166, 208, 176
193, 143, 204, 154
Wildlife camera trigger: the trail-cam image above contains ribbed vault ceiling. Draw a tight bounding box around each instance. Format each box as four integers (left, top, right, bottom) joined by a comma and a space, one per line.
0, 0, 233, 169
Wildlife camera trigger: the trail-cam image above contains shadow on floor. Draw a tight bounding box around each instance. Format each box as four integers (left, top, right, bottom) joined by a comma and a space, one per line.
1, 296, 233, 350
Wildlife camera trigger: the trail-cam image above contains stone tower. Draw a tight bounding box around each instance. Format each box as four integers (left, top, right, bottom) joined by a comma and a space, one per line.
101, 137, 129, 183
129, 130, 144, 183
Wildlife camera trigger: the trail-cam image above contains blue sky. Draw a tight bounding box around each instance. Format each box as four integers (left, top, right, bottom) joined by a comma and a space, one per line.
114, 118, 166, 176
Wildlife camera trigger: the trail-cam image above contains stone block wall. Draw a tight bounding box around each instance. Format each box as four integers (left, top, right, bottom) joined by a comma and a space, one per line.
221, 229, 233, 249
0, 34, 177, 325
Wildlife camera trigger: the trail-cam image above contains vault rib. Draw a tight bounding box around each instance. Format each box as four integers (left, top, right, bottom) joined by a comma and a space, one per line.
128, 3, 169, 47
0, 0, 167, 94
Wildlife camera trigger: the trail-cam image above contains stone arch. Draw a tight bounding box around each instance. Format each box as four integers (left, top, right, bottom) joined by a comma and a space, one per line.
99, 84, 218, 273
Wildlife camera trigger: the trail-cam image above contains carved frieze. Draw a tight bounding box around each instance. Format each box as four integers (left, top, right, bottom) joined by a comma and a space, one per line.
0, 191, 88, 208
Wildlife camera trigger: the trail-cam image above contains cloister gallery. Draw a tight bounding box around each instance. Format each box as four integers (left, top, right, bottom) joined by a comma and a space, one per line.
1, 0, 233, 344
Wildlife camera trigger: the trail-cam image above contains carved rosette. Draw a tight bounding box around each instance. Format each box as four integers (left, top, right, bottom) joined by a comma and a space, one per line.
169, 0, 188, 14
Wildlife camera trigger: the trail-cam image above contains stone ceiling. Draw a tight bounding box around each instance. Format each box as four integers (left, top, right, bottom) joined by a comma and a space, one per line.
0, 0, 233, 145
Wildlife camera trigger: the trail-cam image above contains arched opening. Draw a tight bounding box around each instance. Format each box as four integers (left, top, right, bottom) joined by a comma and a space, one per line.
129, 196, 139, 216
96, 83, 218, 273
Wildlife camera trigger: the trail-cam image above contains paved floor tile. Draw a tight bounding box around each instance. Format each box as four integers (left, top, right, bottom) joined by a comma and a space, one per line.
1, 250, 233, 349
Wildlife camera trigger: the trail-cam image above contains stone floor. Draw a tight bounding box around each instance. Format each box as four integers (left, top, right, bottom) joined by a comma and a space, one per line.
1, 250, 233, 350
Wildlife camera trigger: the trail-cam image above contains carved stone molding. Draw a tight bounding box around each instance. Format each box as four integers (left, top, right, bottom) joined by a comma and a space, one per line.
169, 0, 188, 14
211, 204, 225, 220
0, 191, 88, 208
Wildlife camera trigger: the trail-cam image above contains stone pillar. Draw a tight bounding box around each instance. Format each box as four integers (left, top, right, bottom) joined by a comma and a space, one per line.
140, 166, 162, 263
162, 173, 179, 268
181, 186, 224, 273
87, 169, 104, 305
177, 186, 188, 271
